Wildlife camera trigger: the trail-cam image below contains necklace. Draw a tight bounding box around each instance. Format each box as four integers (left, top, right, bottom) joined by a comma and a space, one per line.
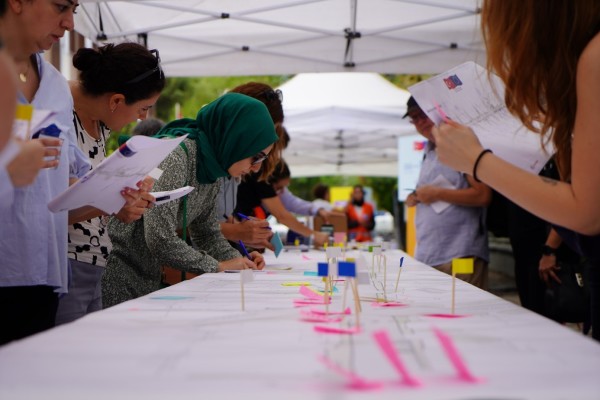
19, 61, 30, 83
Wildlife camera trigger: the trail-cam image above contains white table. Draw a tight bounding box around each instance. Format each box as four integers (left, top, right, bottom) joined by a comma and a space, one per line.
0, 249, 598, 400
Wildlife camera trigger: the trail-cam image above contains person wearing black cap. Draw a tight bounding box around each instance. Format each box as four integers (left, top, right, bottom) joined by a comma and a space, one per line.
404, 96, 492, 289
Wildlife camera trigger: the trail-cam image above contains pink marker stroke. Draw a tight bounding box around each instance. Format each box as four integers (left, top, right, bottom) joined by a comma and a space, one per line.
299, 285, 323, 300
432, 100, 450, 123
314, 325, 360, 335
302, 255, 313, 261
432, 327, 483, 383
424, 313, 468, 319
372, 330, 421, 387
318, 355, 383, 391
371, 301, 407, 308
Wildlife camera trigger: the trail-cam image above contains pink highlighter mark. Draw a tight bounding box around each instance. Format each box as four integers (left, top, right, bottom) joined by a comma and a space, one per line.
299, 285, 323, 300
301, 255, 313, 261
314, 325, 360, 335
371, 301, 407, 308
300, 311, 343, 324
318, 355, 383, 391
310, 307, 352, 316
432, 100, 449, 123
294, 298, 331, 306
373, 330, 421, 387
424, 313, 468, 319
432, 327, 483, 384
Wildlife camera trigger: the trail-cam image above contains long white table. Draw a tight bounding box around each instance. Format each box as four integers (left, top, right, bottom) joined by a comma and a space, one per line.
0, 249, 598, 400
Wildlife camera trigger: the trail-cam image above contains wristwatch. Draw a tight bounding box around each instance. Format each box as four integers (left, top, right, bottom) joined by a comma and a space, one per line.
541, 244, 558, 256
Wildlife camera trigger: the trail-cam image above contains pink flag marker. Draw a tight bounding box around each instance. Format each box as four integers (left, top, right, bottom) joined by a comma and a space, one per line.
432, 327, 483, 383
318, 355, 383, 391
373, 330, 421, 387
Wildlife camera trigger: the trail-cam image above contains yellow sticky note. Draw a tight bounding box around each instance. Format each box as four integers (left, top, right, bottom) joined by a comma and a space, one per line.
15, 104, 34, 121
294, 239, 300, 246
281, 282, 312, 287
452, 258, 474, 274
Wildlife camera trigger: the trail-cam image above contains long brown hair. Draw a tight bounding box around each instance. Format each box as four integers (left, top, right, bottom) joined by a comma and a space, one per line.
481, 0, 600, 178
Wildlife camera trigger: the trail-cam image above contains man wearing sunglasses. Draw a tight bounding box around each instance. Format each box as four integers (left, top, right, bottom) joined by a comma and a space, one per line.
404, 96, 492, 290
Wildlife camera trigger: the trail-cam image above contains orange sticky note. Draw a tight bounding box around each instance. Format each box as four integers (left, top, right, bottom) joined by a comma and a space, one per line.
452, 258, 474, 274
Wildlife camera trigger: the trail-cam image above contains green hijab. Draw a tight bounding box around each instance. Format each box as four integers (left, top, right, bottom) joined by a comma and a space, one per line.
156, 93, 278, 184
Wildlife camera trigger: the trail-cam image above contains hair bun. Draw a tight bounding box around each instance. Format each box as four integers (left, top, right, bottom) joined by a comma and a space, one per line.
72, 47, 103, 72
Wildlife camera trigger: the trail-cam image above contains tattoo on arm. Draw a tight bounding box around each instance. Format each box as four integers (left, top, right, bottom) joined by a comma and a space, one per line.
541, 177, 559, 186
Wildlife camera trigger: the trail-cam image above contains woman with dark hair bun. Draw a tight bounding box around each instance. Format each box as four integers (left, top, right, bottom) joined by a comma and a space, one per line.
55, 42, 166, 324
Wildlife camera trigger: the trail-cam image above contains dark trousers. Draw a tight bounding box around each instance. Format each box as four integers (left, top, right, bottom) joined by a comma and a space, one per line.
0, 286, 59, 346
588, 262, 600, 341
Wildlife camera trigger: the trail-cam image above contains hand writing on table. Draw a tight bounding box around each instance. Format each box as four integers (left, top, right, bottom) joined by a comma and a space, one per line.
238, 218, 272, 243
432, 121, 484, 174
218, 257, 262, 272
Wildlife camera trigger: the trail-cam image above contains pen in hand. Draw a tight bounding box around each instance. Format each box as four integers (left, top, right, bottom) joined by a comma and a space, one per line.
236, 212, 272, 230
238, 240, 253, 261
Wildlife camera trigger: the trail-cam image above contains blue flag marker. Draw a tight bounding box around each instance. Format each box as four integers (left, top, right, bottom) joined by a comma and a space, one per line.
317, 262, 329, 277
400, 257, 404, 268
338, 261, 356, 277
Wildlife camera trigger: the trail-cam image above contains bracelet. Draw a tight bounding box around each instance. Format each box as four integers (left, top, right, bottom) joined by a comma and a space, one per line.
472, 149, 493, 182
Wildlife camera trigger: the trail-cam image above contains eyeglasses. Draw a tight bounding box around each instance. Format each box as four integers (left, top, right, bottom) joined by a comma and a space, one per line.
250, 151, 268, 166
263, 89, 283, 103
408, 111, 430, 124
125, 49, 164, 85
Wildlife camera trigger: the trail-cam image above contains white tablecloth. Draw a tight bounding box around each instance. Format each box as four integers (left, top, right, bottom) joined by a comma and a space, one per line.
0, 249, 598, 400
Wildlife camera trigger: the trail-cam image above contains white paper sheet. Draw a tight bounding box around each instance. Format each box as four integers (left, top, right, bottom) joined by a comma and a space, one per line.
150, 186, 194, 206
409, 62, 552, 174
428, 174, 455, 214
48, 135, 187, 214
12, 108, 56, 140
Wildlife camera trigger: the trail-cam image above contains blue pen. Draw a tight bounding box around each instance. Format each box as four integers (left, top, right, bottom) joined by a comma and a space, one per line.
236, 212, 272, 230
238, 240, 253, 260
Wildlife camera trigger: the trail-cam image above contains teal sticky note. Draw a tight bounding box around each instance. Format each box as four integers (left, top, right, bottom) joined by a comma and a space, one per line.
303, 271, 318, 276
271, 233, 284, 258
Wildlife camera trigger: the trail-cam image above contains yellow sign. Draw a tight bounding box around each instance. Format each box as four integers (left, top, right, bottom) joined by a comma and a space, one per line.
15, 104, 34, 121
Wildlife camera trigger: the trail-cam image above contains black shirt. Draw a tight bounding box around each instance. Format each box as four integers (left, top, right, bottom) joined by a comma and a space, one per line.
235, 173, 276, 218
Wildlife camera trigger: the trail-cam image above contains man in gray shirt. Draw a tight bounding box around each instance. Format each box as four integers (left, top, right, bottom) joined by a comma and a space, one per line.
404, 97, 491, 289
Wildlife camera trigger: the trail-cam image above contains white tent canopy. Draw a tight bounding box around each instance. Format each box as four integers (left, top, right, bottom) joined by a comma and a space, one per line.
279, 72, 414, 177
75, 0, 484, 76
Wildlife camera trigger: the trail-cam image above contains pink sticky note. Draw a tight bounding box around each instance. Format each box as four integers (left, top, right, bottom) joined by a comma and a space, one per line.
299, 285, 323, 300
314, 325, 360, 335
333, 232, 346, 244
371, 301, 407, 308
372, 330, 421, 387
432, 327, 483, 383
310, 307, 352, 316
424, 313, 468, 319
318, 355, 383, 391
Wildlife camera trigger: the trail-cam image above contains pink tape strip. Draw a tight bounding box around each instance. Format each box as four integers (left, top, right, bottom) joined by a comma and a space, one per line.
299, 311, 343, 324
318, 355, 383, 390
372, 330, 421, 387
302, 255, 313, 260
314, 325, 360, 335
424, 313, 468, 319
371, 301, 407, 308
432, 327, 481, 383
299, 285, 323, 300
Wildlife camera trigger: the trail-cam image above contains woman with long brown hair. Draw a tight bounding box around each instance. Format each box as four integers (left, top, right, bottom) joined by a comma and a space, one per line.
432, 1, 600, 340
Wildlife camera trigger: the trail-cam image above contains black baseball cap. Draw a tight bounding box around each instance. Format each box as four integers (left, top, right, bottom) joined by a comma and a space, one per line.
402, 96, 421, 118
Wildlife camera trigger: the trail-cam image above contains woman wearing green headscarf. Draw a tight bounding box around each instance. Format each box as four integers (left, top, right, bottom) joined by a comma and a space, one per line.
102, 93, 278, 307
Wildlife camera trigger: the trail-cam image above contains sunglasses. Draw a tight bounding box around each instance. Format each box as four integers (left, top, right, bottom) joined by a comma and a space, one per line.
125, 49, 164, 85
250, 151, 268, 166
263, 89, 283, 103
